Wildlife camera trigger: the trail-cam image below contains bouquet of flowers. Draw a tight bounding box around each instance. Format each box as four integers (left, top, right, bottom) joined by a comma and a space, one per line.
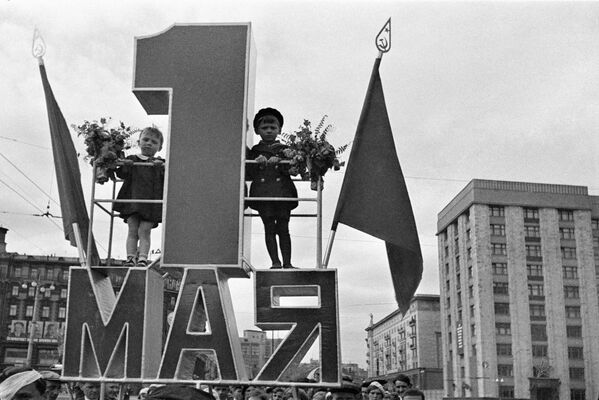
281, 116, 348, 190
72, 118, 138, 184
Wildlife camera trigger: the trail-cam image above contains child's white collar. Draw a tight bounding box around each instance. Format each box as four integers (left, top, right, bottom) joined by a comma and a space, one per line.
137, 154, 150, 160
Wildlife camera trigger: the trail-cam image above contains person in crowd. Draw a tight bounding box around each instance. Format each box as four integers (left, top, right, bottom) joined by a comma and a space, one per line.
246, 107, 298, 269
367, 382, 384, 400
398, 389, 424, 400
328, 382, 361, 400
105, 383, 121, 400
392, 375, 411, 399
269, 388, 285, 400
213, 386, 229, 400
80, 382, 100, 400
0, 366, 46, 400
147, 385, 215, 400
359, 382, 370, 400
231, 387, 245, 400
40, 371, 62, 400
246, 389, 268, 400
114, 127, 165, 267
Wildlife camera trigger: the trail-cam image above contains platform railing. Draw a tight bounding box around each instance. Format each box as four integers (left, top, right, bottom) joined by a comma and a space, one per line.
86, 159, 324, 269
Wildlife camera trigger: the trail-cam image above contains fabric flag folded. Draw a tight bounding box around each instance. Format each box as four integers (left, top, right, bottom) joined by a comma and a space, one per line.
331, 57, 422, 313
39, 62, 100, 265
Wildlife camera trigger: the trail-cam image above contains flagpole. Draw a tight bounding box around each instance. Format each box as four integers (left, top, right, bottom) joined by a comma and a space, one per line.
322, 228, 336, 268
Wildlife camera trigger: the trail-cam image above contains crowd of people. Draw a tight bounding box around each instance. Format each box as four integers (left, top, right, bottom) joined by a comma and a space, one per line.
0, 367, 426, 400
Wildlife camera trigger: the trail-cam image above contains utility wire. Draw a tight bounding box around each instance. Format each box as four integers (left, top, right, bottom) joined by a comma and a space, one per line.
0, 135, 49, 150
0, 152, 60, 207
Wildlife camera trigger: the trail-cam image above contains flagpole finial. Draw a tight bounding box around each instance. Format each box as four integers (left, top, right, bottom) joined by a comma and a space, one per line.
32, 27, 46, 65
375, 18, 391, 57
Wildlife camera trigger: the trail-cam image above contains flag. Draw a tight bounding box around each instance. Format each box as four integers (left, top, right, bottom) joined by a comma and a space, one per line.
39, 62, 100, 265
332, 57, 422, 313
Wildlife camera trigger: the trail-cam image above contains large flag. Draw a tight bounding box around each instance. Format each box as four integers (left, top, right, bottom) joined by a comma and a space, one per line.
39, 61, 100, 265
332, 57, 422, 313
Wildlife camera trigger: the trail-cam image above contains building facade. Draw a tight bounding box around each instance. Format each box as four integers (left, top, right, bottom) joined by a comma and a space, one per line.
365, 295, 443, 396
438, 180, 599, 400
239, 329, 282, 379
0, 227, 181, 371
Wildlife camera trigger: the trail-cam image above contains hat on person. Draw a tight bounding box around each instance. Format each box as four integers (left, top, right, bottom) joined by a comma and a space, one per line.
40, 371, 62, 382
147, 385, 215, 400
367, 382, 385, 393
394, 374, 411, 386
329, 382, 360, 395
253, 108, 284, 130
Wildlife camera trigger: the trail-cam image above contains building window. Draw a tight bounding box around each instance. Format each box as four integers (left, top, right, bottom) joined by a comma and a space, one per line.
493, 282, 509, 295
570, 390, 586, 400
58, 307, 66, 319
466, 229, 471, 241
499, 386, 514, 399
493, 262, 508, 275
565, 306, 581, 319
496, 323, 511, 336
532, 344, 547, 357
568, 346, 584, 360
497, 364, 513, 377
456, 273, 461, 286
526, 245, 542, 257
446, 297, 450, 308
467, 247, 472, 260
528, 284, 544, 297
569, 367, 584, 381
11, 286, 19, 296
563, 266, 578, 279
30, 268, 38, 279
468, 265, 473, 278
531, 325, 547, 341
471, 324, 476, 337
60, 289, 68, 299
491, 224, 505, 236
457, 292, 462, 308
492, 243, 507, 255
526, 264, 543, 277
447, 315, 452, 327
61, 271, 69, 281
490, 206, 505, 217
592, 219, 599, 230
13, 267, 22, 277
560, 227, 575, 240
28, 287, 35, 297
561, 247, 577, 259
564, 286, 580, 299
494, 303, 510, 315
529, 304, 546, 318
44, 289, 51, 298
559, 210, 574, 221
470, 305, 475, 318
496, 343, 512, 356
567, 325, 582, 338
25, 305, 33, 317
524, 208, 539, 220
524, 225, 540, 238
9, 305, 17, 316
445, 263, 449, 275
469, 285, 473, 298
41, 306, 50, 318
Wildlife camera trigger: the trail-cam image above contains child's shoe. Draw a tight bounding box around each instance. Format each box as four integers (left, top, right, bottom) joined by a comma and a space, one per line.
124, 256, 136, 267
137, 259, 148, 267
270, 262, 282, 269
283, 264, 297, 269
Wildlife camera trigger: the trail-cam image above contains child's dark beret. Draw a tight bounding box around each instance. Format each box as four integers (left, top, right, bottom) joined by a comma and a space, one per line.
253, 107, 284, 130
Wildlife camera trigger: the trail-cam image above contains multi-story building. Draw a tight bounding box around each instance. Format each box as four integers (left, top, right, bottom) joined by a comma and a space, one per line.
438, 179, 599, 400
239, 329, 283, 379
0, 227, 181, 370
365, 294, 443, 397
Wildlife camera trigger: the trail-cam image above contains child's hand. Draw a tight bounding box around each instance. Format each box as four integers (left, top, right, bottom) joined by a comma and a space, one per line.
255, 155, 268, 166
267, 156, 280, 165
152, 159, 164, 166
122, 159, 134, 166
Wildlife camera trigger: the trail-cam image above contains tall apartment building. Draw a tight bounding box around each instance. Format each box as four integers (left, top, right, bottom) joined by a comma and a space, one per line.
437, 180, 599, 400
365, 295, 443, 397
239, 329, 282, 379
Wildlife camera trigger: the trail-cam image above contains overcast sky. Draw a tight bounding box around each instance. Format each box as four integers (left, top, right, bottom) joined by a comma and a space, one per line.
1, 1, 598, 369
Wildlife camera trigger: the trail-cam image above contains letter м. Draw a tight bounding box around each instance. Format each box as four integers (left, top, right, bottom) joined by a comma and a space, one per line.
62, 268, 163, 379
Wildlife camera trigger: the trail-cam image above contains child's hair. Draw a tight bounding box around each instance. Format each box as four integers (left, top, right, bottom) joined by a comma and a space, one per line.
253, 107, 284, 130
257, 115, 279, 127
140, 126, 164, 146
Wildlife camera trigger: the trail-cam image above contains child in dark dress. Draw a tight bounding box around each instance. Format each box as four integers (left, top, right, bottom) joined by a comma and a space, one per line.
247, 108, 298, 269
114, 127, 165, 267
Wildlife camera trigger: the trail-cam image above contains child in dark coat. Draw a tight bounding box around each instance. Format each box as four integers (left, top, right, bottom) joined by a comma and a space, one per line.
247, 108, 298, 269
114, 127, 165, 267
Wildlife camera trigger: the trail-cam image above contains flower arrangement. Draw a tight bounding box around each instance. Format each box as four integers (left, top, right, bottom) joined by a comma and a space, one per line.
281, 116, 348, 190
72, 118, 138, 184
